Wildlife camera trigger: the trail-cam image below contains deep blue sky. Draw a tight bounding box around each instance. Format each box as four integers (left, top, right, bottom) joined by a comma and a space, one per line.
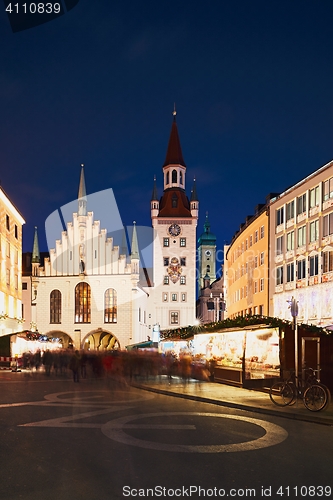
1, 0, 333, 264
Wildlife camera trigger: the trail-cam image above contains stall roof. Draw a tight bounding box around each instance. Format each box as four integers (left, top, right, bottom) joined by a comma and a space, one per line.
125, 340, 153, 350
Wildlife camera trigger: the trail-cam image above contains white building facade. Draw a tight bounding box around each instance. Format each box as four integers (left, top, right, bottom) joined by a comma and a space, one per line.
269, 159, 333, 327
23, 167, 149, 350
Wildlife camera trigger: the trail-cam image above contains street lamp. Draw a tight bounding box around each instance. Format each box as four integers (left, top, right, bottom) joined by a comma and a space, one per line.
287, 296, 299, 376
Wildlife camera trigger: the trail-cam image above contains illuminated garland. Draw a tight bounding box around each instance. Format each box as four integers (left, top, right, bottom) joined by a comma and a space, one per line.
160, 315, 331, 340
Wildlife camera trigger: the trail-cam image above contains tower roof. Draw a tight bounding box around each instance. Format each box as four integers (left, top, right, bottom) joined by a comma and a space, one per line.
190, 178, 199, 202
151, 175, 158, 201
198, 213, 216, 245
163, 117, 186, 168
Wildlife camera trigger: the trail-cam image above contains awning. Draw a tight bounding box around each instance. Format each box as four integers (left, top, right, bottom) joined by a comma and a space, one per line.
125, 340, 154, 350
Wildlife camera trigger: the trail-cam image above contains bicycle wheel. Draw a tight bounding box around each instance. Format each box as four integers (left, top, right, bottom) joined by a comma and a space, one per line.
269, 382, 295, 406
303, 384, 328, 412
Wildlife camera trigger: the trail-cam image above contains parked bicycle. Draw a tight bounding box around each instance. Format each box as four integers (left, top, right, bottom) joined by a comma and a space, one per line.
269, 368, 331, 412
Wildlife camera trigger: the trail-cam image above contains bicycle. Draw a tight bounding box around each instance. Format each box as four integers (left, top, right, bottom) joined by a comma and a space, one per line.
269, 368, 331, 412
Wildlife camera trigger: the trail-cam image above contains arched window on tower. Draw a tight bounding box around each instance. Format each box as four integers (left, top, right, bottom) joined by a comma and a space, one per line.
50, 289, 61, 324
180, 171, 183, 185
207, 265, 211, 273
75, 282, 91, 323
172, 169, 177, 183
166, 172, 169, 185
104, 288, 117, 323
172, 193, 178, 208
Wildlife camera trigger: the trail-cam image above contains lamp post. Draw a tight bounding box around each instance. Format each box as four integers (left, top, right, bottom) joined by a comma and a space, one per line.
287, 296, 299, 376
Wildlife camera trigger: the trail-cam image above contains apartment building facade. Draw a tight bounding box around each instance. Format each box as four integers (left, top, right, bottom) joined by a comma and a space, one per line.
269, 159, 333, 327
225, 204, 269, 319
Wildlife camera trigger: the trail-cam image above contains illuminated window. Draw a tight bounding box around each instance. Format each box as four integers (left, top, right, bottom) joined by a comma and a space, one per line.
104, 288, 117, 323
163, 238, 169, 247
171, 293, 178, 301
75, 282, 91, 323
180, 276, 186, 285
164, 276, 169, 285
180, 238, 186, 247
181, 293, 186, 302
50, 289, 61, 324
170, 311, 179, 325
162, 293, 168, 302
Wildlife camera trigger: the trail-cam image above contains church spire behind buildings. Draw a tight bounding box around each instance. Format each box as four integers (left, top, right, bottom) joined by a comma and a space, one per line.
78, 163, 87, 216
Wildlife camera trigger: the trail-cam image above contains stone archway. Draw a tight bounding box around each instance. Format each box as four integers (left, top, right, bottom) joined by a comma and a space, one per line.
44, 330, 75, 350
82, 328, 120, 351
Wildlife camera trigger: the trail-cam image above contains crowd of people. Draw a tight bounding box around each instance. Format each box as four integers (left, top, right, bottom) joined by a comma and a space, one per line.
20, 348, 212, 383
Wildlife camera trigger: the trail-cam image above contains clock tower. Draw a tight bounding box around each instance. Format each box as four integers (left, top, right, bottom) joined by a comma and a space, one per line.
197, 214, 217, 295
150, 112, 199, 330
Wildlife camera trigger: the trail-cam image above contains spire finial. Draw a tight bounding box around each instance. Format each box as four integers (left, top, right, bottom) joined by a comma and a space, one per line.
173, 103, 177, 120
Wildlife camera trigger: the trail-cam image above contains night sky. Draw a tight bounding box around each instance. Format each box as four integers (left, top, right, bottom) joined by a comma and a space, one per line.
1, 1, 333, 267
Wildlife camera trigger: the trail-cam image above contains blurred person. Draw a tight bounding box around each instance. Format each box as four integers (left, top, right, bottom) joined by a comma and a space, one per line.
69, 350, 81, 382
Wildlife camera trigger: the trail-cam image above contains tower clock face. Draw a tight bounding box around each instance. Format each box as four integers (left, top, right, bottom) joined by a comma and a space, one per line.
168, 223, 181, 236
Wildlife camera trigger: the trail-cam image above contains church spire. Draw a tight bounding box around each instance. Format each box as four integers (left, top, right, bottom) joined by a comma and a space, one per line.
130, 221, 139, 260
78, 163, 87, 216
31, 226, 40, 264
163, 110, 186, 168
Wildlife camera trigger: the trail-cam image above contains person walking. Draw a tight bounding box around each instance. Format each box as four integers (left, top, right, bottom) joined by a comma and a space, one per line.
69, 350, 81, 383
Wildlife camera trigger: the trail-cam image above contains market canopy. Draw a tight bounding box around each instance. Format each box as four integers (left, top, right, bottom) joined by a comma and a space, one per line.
125, 340, 153, 350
